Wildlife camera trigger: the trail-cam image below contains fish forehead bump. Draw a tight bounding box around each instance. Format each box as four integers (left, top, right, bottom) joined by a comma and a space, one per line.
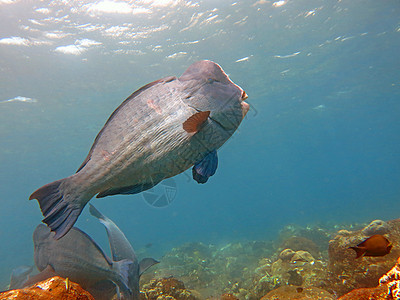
180, 60, 230, 83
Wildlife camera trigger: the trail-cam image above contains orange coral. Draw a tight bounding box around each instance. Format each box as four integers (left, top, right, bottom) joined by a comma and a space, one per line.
159, 277, 185, 293
379, 256, 400, 299
0, 276, 94, 300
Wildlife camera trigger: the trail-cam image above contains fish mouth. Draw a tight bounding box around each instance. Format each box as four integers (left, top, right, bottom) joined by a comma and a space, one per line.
241, 90, 249, 118
241, 90, 248, 101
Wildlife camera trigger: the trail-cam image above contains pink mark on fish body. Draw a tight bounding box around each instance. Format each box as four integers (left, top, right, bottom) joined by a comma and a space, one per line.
101, 150, 116, 161
101, 150, 111, 161
147, 99, 162, 115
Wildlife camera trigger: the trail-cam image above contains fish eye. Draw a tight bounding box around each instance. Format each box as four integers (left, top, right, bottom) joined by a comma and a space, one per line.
207, 78, 220, 84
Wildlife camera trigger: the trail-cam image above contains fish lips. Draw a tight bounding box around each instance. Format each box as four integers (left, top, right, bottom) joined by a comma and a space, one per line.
240, 90, 250, 118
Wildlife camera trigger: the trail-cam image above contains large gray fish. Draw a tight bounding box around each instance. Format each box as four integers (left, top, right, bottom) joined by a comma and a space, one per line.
30, 60, 249, 239
33, 224, 132, 297
89, 204, 158, 299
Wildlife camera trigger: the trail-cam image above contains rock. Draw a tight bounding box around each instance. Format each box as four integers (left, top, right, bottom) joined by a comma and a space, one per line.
140, 277, 200, 300
220, 293, 239, 300
337, 285, 388, 300
291, 251, 315, 263
260, 285, 335, 300
252, 274, 275, 299
0, 276, 94, 299
268, 251, 328, 291
279, 249, 295, 262
327, 218, 400, 297
288, 270, 303, 286
337, 230, 352, 236
280, 236, 320, 258
362, 220, 390, 236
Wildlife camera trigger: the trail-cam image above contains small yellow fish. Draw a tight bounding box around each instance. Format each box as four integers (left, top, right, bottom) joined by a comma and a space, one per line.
65, 277, 70, 293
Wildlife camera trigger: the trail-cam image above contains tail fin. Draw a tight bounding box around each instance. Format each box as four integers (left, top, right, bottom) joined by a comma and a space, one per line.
112, 259, 133, 296
349, 246, 366, 258
89, 204, 107, 222
29, 178, 83, 240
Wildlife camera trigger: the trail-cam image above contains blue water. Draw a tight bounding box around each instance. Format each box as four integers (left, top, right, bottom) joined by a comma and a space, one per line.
0, 0, 399, 289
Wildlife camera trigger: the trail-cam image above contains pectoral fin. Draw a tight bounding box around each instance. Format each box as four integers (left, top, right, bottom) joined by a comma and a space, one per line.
192, 150, 218, 184
183, 111, 210, 133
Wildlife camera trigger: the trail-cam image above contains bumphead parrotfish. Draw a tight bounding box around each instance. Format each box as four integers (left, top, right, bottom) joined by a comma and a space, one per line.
30, 60, 249, 239
33, 224, 132, 297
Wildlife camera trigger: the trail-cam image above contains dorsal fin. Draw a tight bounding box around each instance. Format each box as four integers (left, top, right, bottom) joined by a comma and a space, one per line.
183, 111, 210, 133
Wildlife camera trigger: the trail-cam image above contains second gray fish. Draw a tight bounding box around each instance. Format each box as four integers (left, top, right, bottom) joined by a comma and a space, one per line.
33, 224, 132, 296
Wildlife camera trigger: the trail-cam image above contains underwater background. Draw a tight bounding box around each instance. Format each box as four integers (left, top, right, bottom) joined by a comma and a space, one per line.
0, 0, 399, 297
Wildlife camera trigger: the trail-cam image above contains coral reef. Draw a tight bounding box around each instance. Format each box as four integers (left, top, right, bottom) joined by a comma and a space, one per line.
279, 248, 296, 261
260, 285, 335, 300
140, 223, 339, 299
154, 241, 275, 298
138, 220, 400, 299
0, 276, 94, 300
379, 256, 400, 299
271, 249, 328, 287
363, 220, 390, 236
327, 219, 400, 296
6, 220, 400, 299
379, 256, 400, 284
140, 277, 200, 300
280, 237, 321, 259
2, 220, 381, 300
245, 247, 329, 299
278, 223, 333, 254
219, 293, 239, 300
